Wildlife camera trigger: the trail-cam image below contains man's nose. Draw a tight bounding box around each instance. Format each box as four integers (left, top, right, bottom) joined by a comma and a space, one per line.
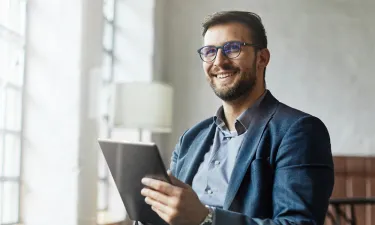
213, 49, 230, 67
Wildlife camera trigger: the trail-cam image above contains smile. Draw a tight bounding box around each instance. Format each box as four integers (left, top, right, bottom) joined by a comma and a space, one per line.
214, 72, 236, 79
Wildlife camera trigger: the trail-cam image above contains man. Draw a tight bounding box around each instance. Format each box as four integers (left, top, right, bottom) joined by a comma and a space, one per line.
140, 11, 334, 225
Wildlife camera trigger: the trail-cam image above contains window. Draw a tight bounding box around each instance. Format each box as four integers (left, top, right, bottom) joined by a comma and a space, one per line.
98, 0, 116, 213
0, 0, 27, 224
98, 1, 154, 222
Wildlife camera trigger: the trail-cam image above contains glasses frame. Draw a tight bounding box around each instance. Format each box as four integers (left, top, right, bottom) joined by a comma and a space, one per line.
197, 41, 260, 63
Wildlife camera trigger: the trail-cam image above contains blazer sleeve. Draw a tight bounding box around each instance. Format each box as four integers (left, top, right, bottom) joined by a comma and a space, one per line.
169, 129, 189, 176
213, 116, 335, 225
169, 141, 180, 176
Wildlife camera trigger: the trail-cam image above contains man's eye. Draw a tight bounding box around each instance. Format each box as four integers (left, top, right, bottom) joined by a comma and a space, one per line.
226, 44, 240, 52
204, 48, 216, 56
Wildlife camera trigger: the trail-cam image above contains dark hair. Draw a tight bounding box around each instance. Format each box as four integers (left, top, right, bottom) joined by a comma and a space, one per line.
202, 11, 267, 49
202, 11, 268, 83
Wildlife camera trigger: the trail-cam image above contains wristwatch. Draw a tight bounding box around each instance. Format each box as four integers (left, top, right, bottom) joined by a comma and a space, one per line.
200, 205, 215, 225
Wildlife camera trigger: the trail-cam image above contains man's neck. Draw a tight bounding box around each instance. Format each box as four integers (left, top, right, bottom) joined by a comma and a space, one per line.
222, 87, 266, 131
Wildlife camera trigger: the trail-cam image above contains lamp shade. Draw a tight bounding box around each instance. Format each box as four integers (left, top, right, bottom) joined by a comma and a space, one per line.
113, 82, 173, 133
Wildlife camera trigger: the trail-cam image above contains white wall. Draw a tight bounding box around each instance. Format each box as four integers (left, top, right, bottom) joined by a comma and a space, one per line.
23, 0, 102, 224
162, 0, 375, 162
23, 0, 81, 223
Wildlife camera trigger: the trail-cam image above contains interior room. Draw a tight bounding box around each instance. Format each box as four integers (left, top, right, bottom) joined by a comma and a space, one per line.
1, 0, 374, 225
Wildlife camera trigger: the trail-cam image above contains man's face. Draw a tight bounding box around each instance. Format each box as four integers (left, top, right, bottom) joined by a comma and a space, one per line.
202, 22, 259, 102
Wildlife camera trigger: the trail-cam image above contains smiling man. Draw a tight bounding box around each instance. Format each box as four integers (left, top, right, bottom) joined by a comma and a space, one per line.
140, 11, 334, 225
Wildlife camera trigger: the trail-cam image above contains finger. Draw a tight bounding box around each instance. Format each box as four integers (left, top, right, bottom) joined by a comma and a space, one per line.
144, 196, 171, 215
151, 205, 170, 224
141, 188, 171, 206
142, 178, 178, 195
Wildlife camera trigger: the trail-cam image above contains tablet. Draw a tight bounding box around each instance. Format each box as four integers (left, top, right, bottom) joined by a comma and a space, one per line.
98, 139, 170, 224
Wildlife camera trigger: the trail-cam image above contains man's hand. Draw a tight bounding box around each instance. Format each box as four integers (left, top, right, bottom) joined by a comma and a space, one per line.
140, 171, 209, 225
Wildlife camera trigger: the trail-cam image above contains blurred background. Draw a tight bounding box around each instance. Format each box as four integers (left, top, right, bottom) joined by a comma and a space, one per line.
0, 0, 374, 225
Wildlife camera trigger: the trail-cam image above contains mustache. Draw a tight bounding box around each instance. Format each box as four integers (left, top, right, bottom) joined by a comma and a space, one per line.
211, 63, 238, 74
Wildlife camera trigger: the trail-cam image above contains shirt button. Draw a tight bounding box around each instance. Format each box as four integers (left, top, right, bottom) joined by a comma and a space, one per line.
207, 189, 213, 194
214, 160, 220, 166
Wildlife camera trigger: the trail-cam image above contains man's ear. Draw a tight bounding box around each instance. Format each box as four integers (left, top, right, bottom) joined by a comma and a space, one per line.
257, 48, 270, 71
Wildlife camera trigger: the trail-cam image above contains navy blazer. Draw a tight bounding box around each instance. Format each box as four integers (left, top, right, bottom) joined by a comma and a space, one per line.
170, 91, 334, 225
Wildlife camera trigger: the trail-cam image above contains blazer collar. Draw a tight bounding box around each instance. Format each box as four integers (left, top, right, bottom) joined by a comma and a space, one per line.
223, 90, 279, 209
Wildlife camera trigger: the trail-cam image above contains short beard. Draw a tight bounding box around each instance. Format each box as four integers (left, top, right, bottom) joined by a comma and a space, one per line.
210, 61, 257, 102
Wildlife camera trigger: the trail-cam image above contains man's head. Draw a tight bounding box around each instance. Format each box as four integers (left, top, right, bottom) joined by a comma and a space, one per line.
198, 11, 270, 102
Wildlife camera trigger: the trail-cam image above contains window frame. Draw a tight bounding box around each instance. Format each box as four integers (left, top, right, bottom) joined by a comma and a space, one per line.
97, 0, 117, 212
0, 0, 27, 224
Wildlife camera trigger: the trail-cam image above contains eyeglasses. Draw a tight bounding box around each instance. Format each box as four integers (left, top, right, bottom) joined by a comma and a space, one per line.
197, 41, 259, 62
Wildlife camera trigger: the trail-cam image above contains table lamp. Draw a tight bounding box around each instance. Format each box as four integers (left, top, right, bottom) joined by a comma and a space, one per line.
112, 82, 173, 141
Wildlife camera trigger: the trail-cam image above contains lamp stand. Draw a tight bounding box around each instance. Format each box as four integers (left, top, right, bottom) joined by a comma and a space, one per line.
139, 128, 143, 142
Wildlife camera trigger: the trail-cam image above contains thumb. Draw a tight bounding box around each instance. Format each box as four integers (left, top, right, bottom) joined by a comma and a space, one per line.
167, 170, 189, 188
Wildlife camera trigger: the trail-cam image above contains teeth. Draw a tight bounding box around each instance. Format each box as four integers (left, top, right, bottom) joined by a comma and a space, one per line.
217, 73, 233, 79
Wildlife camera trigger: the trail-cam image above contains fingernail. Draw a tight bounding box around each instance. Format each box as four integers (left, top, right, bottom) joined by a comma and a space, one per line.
141, 178, 149, 185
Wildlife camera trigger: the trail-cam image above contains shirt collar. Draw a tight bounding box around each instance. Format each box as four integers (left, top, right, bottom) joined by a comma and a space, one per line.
213, 90, 268, 135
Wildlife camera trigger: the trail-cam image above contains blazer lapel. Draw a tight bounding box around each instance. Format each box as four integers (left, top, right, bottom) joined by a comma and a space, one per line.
179, 123, 216, 185
223, 92, 279, 209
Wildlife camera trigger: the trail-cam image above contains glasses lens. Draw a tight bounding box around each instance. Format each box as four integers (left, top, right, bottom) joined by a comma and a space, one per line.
199, 46, 216, 62
223, 42, 241, 58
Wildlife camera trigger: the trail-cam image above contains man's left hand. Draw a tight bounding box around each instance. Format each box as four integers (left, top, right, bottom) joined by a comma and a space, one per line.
141, 171, 209, 225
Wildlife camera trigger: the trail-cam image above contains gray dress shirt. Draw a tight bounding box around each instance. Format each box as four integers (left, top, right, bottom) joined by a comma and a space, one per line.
191, 91, 267, 208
